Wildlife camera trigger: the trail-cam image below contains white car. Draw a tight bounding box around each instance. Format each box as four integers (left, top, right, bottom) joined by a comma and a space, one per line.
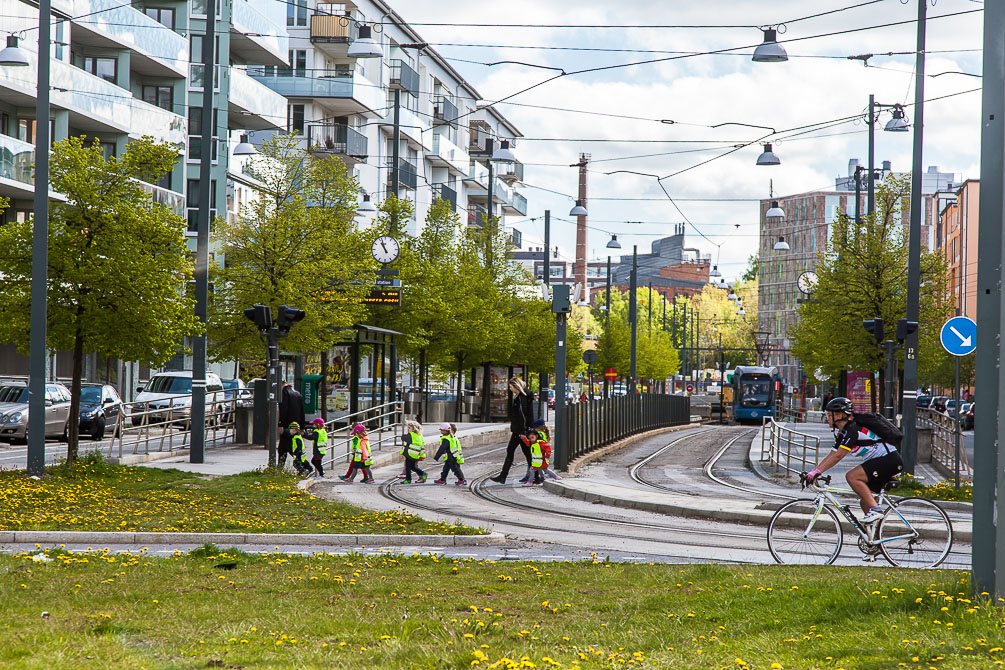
132, 371, 224, 426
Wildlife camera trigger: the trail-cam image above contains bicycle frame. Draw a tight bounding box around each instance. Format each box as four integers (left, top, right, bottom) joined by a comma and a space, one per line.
803, 483, 919, 549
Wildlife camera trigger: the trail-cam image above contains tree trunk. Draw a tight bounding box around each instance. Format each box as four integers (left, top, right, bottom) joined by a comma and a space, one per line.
418, 348, 426, 423
67, 328, 85, 464
320, 351, 328, 421
455, 354, 464, 423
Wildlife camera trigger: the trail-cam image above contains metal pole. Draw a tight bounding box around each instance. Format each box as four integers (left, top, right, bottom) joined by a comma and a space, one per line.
900, 0, 927, 474
854, 166, 862, 225
973, 0, 1002, 590
629, 245, 638, 394
27, 0, 51, 475
719, 333, 724, 424
885, 342, 896, 421
267, 334, 278, 467
390, 88, 400, 232
647, 282, 652, 338
867, 93, 875, 217
604, 255, 611, 398
554, 307, 568, 469
487, 149, 494, 224
954, 355, 960, 489
543, 210, 551, 286
191, 0, 216, 464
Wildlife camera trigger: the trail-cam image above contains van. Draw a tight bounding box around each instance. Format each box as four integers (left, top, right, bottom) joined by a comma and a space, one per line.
133, 371, 224, 425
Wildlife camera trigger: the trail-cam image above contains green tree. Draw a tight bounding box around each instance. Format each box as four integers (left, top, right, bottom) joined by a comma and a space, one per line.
208, 133, 370, 365
742, 254, 759, 282
0, 137, 201, 461
790, 175, 954, 390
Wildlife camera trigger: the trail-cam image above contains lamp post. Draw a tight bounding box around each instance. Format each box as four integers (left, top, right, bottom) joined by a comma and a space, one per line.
865, 94, 910, 216
603, 234, 620, 398
629, 245, 638, 394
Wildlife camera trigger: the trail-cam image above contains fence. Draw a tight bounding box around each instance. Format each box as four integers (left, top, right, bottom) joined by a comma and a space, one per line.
102, 393, 238, 459
321, 400, 404, 471
558, 394, 690, 469
916, 407, 972, 479
760, 416, 821, 478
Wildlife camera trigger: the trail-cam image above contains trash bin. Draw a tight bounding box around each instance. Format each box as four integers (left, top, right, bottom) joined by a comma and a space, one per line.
425, 401, 456, 424
235, 407, 255, 444
404, 390, 423, 416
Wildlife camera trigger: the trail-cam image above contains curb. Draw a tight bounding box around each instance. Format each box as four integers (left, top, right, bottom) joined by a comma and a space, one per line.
0, 530, 507, 547
565, 423, 702, 475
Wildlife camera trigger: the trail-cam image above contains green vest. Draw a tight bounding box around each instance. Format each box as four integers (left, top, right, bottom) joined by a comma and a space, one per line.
406, 431, 425, 460
351, 435, 372, 466
292, 434, 308, 462
314, 427, 328, 455
446, 434, 463, 464
529, 439, 543, 468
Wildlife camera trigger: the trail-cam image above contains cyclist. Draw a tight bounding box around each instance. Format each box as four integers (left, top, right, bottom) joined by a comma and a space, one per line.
805, 396, 903, 524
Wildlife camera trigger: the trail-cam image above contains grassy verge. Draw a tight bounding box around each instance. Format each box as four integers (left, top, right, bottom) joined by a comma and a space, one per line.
894, 476, 973, 503
1, 548, 1002, 669
0, 456, 478, 535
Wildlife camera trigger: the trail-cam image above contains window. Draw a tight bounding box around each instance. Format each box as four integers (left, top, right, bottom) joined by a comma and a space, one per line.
288, 104, 305, 134
187, 106, 219, 136
0, 112, 8, 137
17, 118, 55, 147
98, 141, 116, 160
287, 0, 307, 26
280, 49, 306, 77
190, 34, 220, 62
82, 56, 117, 84
142, 85, 173, 111
189, 0, 221, 18
187, 179, 217, 232
144, 6, 174, 28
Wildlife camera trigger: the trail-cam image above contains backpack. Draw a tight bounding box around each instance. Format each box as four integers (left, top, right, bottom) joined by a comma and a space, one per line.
853, 412, 903, 447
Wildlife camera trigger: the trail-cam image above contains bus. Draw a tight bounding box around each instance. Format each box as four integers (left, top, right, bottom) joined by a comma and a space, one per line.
731, 366, 783, 422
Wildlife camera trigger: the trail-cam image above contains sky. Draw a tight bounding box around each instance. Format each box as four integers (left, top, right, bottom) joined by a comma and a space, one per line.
393, 0, 984, 281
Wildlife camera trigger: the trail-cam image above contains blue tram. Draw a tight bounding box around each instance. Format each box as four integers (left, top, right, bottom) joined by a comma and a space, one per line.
731, 365, 783, 422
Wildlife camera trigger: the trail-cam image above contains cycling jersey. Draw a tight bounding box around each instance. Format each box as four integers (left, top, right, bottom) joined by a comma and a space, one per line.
833, 419, 897, 461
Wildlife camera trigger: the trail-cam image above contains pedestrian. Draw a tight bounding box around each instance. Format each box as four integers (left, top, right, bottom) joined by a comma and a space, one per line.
433, 422, 466, 486
339, 424, 374, 483
531, 419, 561, 481
490, 376, 534, 484
307, 417, 327, 480
287, 422, 311, 476
402, 419, 427, 484
526, 429, 545, 486
278, 382, 305, 471
398, 420, 423, 480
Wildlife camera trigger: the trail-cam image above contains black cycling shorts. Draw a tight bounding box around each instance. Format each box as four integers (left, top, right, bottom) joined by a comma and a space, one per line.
860, 451, 904, 493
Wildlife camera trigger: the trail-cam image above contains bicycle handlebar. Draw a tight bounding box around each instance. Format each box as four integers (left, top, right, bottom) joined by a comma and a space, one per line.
799, 471, 832, 490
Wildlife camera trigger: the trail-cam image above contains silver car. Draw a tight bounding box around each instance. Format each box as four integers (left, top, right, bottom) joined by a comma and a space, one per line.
0, 382, 73, 443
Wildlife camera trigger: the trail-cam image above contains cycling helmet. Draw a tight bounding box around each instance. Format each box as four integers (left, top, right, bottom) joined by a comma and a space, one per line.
824, 396, 854, 414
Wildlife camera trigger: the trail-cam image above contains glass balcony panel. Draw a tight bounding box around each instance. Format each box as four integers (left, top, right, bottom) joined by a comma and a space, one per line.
135, 179, 185, 217
306, 123, 367, 157
430, 132, 469, 174
0, 135, 35, 187
72, 0, 188, 76
388, 59, 419, 97
230, 68, 287, 130
52, 59, 131, 131
431, 183, 457, 211
231, 0, 288, 66
249, 70, 383, 115
130, 97, 187, 147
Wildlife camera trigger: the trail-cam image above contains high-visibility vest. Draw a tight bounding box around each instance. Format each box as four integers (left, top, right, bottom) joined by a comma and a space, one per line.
292, 434, 308, 462
529, 439, 543, 468
351, 435, 372, 465
446, 434, 463, 464
314, 427, 328, 455
406, 431, 425, 460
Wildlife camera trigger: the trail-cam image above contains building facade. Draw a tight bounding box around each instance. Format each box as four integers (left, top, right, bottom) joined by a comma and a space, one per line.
936, 180, 979, 321
610, 227, 711, 301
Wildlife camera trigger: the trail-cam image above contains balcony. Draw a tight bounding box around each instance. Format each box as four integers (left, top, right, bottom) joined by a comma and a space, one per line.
388, 59, 419, 98
431, 183, 457, 211
230, 68, 288, 130
382, 104, 429, 150
503, 189, 528, 216
0, 135, 35, 199
469, 123, 492, 153
129, 96, 187, 147
429, 131, 468, 175
52, 59, 131, 134
136, 179, 185, 217
310, 13, 357, 57
71, 0, 188, 78
249, 69, 384, 117
434, 95, 458, 126
467, 204, 487, 227
306, 123, 367, 163
231, 0, 289, 67
464, 160, 489, 189
386, 157, 417, 190
499, 159, 524, 184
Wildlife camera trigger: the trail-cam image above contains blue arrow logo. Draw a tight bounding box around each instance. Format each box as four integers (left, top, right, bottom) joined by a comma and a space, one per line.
940, 316, 976, 356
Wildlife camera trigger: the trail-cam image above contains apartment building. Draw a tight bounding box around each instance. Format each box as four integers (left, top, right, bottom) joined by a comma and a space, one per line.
936, 180, 979, 320
610, 227, 712, 301
758, 159, 956, 386
0, 0, 289, 385
249, 0, 527, 237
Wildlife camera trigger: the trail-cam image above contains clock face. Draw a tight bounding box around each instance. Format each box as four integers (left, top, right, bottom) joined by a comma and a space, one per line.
797, 271, 819, 295
371, 236, 400, 264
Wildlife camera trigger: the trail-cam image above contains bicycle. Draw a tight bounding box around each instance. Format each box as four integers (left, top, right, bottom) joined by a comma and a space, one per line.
766, 473, 953, 568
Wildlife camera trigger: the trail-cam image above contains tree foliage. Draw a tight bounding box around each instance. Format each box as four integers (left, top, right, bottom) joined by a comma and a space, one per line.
0, 137, 201, 461
594, 287, 680, 381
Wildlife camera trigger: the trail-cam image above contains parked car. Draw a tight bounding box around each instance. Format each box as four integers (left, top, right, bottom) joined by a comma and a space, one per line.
221, 378, 253, 408
916, 395, 933, 409
132, 371, 224, 426
945, 399, 958, 418
78, 383, 126, 440
961, 402, 974, 430
546, 389, 556, 409
0, 382, 72, 443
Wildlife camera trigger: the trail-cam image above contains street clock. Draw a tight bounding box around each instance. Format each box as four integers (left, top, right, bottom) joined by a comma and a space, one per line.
371, 235, 400, 265
797, 270, 819, 295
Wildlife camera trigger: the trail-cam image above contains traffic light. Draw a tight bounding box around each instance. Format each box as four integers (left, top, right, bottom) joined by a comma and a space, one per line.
244, 304, 272, 331
276, 305, 306, 335
863, 317, 884, 344
896, 318, 918, 343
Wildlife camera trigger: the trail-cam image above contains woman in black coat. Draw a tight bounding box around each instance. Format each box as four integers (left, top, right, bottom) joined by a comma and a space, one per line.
490, 376, 534, 484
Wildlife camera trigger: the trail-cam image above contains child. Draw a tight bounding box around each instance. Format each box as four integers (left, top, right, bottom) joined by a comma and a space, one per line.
432, 422, 466, 486
307, 418, 327, 479
287, 422, 311, 476
339, 424, 374, 483
526, 429, 545, 485
398, 420, 422, 480
402, 420, 427, 484
532, 419, 561, 481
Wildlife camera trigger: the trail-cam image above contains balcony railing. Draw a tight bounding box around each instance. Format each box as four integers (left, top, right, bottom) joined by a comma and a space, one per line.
387, 157, 417, 190
307, 123, 367, 158
135, 179, 186, 217
508, 190, 528, 216
468, 204, 487, 227
71, 0, 188, 76
431, 183, 457, 211
499, 159, 524, 183
249, 69, 383, 112
388, 59, 419, 98
0, 135, 35, 188
434, 95, 458, 126
231, 0, 288, 65
310, 13, 357, 42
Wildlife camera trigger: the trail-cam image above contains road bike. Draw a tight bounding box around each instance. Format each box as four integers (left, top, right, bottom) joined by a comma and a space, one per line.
766, 473, 953, 568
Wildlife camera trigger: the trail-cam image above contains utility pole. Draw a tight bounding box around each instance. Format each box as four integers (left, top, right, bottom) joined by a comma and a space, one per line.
629, 245, 638, 394
572, 153, 589, 298
551, 285, 571, 469
867, 93, 876, 216
541, 210, 550, 417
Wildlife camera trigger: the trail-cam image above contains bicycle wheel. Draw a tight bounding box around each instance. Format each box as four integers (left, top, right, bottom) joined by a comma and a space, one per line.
878, 497, 953, 568
767, 500, 844, 565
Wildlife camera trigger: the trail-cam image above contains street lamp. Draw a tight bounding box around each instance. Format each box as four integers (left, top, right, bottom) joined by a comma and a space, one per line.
885, 104, 910, 132
491, 139, 516, 163
765, 200, 785, 219
756, 143, 780, 166
752, 27, 788, 63
233, 134, 257, 155
569, 199, 588, 216
866, 95, 913, 216
356, 192, 378, 214
347, 24, 383, 59
710, 264, 721, 278
773, 236, 790, 251
606, 233, 622, 249
0, 34, 30, 66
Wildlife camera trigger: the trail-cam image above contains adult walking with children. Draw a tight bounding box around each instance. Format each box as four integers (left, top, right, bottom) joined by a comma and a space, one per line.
490, 376, 534, 484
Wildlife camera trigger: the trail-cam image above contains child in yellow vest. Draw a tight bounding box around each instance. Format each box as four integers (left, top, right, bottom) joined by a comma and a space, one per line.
432, 422, 466, 486
532, 419, 561, 481
288, 422, 311, 476
339, 423, 374, 483
402, 420, 427, 484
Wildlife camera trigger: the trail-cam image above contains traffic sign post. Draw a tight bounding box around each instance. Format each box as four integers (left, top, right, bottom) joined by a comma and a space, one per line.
940, 316, 977, 356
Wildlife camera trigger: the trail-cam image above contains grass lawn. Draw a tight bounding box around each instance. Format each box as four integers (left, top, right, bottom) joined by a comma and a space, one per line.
0, 458, 478, 535
1, 548, 1002, 669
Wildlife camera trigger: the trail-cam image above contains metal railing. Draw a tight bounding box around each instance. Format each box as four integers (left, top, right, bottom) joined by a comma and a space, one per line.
387, 157, 417, 190
760, 416, 821, 477
388, 59, 419, 97
102, 394, 239, 459
559, 394, 690, 469
320, 400, 404, 470
307, 122, 367, 158
431, 183, 457, 210
433, 94, 458, 126
916, 407, 972, 478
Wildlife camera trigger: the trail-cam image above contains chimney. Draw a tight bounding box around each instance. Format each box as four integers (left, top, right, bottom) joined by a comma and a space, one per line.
848, 158, 859, 176
882, 160, 891, 171
927, 165, 939, 174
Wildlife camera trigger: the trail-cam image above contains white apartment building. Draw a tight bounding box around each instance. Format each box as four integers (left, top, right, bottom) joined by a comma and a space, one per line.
248, 0, 528, 236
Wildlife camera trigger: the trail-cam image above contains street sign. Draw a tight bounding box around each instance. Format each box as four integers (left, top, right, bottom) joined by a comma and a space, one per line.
940, 316, 977, 356
582, 350, 597, 365
374, 278, 402, 287
686, 384, 694, 392
604, 367, 617, 381
363, 288, 401, 305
